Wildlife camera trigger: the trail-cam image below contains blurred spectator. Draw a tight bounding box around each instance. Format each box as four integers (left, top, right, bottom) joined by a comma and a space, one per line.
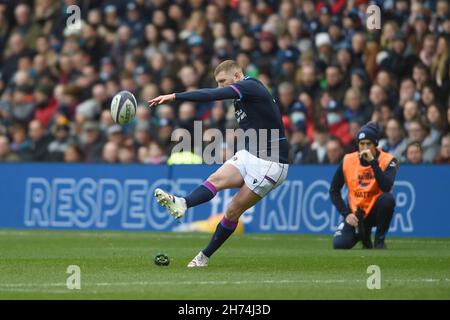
325, 136, 344, 164
47, 116, 72, 161
426, 104, 447, 137
379, 31, 418, 80
379, 118, 408, 160
405, 141, 424, 164
139, 141, 167, 165
403, 100, 421, 131
82, 121, 104, 163
134, 121, 153, 150
64, 143, 85, 163
290, 122, 318, 164
343, 87, 368, 124
434, 133, 450, 163
0, 135, 20, 162
0, 1, 448, 166
28, 119, 51, 161
118, 146, 135, 164
9, 122, 30, 160
107, 125, 125, 146
33, 83, 57, 128
407, 120, 440, 162
311, 125, 329, 164
102, 141, 119, 164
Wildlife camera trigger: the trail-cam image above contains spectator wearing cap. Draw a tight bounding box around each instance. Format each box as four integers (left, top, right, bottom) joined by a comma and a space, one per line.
317, 5, 332, 33
274, 48, 299, 84
274, 32, 300, 83
187, 33, 209, 63
33, 83, 57, 128
103, 4, 120, 35
330, 122, 398, 249
253, 31, 277, 74
315, 32, 333, 71
82, 121, 105, 163
322, 93, 353, 148
28, 119, 52, 161
107, 124, 125, 146
124, 2, 146, 42
47, 116, 72, 162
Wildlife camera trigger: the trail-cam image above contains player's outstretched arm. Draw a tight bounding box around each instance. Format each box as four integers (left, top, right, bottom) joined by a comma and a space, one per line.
148, 93, 176, 107
148, 87, 239, 107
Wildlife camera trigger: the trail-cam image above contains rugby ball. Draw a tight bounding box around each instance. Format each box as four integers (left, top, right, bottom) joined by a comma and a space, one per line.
110, 90, 137, 125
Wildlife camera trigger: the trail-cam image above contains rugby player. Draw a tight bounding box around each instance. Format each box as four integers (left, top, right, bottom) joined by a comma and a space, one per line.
148, 60, 289, 267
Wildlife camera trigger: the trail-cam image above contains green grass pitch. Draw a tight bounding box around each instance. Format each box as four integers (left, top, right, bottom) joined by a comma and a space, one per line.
0, 229, 449, 299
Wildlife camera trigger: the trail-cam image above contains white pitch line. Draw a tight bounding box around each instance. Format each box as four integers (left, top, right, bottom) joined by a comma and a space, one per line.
1, 278, 449, 290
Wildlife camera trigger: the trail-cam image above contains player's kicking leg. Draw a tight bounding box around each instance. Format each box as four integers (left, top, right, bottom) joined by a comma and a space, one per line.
187, 184, 262, 267
154, 163, 244, 220
187, 150, 289, 267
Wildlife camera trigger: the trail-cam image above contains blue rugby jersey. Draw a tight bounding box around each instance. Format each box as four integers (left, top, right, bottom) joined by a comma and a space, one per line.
175, 76, 289, 164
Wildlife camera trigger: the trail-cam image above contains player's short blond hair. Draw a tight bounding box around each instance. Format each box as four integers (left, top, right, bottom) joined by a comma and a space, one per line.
214, 60, 243, 77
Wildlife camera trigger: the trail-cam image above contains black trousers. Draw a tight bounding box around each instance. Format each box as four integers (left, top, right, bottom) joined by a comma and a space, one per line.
333, 193, 395, 249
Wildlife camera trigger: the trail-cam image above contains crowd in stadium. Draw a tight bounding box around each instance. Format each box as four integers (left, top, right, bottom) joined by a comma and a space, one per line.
0, 0, 450, 165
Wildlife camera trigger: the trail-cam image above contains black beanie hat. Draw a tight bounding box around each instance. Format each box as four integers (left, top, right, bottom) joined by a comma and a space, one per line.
357, 122, 379, 145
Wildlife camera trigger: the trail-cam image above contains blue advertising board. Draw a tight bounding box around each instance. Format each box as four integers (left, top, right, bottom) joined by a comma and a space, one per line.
0, 163, 449, 237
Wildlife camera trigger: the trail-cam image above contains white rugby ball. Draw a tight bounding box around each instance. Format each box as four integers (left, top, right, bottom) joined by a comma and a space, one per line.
110, 90, 137, 125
